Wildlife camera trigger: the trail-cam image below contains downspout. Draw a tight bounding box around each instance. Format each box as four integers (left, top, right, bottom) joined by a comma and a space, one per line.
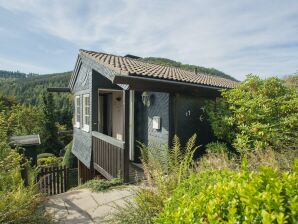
129, 90, 135, 161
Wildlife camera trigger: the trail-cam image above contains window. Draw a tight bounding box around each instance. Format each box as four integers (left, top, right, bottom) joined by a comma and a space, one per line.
75, 96, 81, 128
83, 94, 90, 132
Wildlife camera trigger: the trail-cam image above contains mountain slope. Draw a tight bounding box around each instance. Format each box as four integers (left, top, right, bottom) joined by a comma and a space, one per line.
0, 71, 72, 128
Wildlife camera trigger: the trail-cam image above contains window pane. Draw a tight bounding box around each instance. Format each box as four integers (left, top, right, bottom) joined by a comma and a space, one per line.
83, 94, 90, 128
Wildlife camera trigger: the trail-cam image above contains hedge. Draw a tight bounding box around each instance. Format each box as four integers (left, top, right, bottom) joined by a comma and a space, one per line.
157, 161, 298, 224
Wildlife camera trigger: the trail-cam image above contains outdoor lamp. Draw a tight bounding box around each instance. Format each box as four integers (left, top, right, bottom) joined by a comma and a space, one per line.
142, 91, 151, 107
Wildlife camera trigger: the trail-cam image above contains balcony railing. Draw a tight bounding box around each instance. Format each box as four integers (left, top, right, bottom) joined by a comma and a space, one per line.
92, 131, 125, 180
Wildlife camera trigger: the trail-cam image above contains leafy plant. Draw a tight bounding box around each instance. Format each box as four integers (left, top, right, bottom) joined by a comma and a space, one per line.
75, 178, 123, 192
204, 75, 298, 153
157, 160, 298, 224
63, 141, 77, 168
0, 139, 41, 223
37, 156, 63, 166
37, 153, 55, 159
205, 141, 229, 154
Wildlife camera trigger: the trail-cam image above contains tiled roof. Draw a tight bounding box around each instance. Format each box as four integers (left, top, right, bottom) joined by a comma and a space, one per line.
80, 49, 238, 89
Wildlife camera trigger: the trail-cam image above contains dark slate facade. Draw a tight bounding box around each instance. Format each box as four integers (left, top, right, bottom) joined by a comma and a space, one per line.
147, 92, 169, 147
71, 55, 123, 168
134, 91, 170, 162
72, 61, 93, 168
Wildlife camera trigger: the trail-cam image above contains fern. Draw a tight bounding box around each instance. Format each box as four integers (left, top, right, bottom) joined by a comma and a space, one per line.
111, 135, 199, 224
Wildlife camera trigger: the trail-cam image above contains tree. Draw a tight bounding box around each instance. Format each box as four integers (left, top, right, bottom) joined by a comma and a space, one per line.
205, 75, 298, 153
7, 104, 44, 136
42, 93, 63, 155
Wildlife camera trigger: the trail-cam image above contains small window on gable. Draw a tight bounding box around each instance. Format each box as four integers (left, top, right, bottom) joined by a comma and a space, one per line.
83, 94, 90, 132
75, 96, 81, 128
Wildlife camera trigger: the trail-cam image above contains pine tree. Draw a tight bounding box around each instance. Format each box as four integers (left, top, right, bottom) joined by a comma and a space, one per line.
42, 92, 63, 155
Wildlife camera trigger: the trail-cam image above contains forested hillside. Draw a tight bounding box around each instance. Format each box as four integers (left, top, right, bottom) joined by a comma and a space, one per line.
143, 57, 237, 81
0, 70, 72, 128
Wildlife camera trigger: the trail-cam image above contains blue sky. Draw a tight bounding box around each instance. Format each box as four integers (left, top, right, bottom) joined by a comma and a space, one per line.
0, 0, 297, 80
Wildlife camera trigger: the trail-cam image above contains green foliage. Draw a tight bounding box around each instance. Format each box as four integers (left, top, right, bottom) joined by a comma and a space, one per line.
0, 71, 72, 129
11, 206, 54, 224
0, 94, 43, 142
37, 153, 55, 159
0, 94, 17, 112
76, 178, 123, 192
42, 93, 63, 155
7, 104, 44, 136
0, 130, 41, 223
143, 57, 237, 81
63, 141, 77, 168
111, 135, 199, 224
204, 75, 298, 153
0, 113, 9, 142
37, 156, 63, 166
205, 141, 229, 154
157, 162, 298, 224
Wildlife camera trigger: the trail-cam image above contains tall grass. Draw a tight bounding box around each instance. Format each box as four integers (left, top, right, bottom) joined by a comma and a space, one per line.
196, 148, 297, 172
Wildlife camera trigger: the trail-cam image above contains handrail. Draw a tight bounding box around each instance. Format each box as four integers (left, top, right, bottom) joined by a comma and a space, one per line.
92, 131, 125, 149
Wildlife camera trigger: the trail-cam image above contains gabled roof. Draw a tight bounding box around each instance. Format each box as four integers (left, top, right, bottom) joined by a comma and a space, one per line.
79, 49, 238, 89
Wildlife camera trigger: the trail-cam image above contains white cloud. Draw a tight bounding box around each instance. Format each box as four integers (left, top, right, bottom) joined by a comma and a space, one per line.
0, 0, 297, 79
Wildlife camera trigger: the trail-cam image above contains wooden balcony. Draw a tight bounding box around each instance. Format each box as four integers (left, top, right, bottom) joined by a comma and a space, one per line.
92, 131, 125, 180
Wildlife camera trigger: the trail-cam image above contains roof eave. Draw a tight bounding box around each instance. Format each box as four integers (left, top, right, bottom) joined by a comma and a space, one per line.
113, 74, 229, 95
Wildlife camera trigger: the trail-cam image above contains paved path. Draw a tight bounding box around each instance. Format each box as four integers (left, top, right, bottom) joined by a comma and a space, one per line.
43, 187, 134, 223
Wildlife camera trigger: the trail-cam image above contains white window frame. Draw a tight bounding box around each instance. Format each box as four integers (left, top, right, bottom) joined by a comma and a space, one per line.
74, 95, 81, 128
82, 94, 90, 132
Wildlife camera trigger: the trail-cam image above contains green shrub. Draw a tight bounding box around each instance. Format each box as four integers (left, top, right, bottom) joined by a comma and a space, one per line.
37, 153, 55, 159
37, 156, 62, 166
205, 141, 229, 154
63, 141, 77, 168
157, 161, 298, 224
0, 142, 41, 223
76, 178, 123, 192
204, 75, 298, 153
111, 135, 199, 224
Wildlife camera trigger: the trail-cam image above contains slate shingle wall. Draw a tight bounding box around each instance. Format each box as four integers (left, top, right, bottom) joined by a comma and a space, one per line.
72, 61, 93, 168
72, 56, 123, 168
134, 91, 170, 161
147, 92, 169, 147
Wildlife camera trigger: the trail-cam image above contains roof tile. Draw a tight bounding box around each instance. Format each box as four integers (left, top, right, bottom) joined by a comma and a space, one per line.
80, 49, 238, 88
